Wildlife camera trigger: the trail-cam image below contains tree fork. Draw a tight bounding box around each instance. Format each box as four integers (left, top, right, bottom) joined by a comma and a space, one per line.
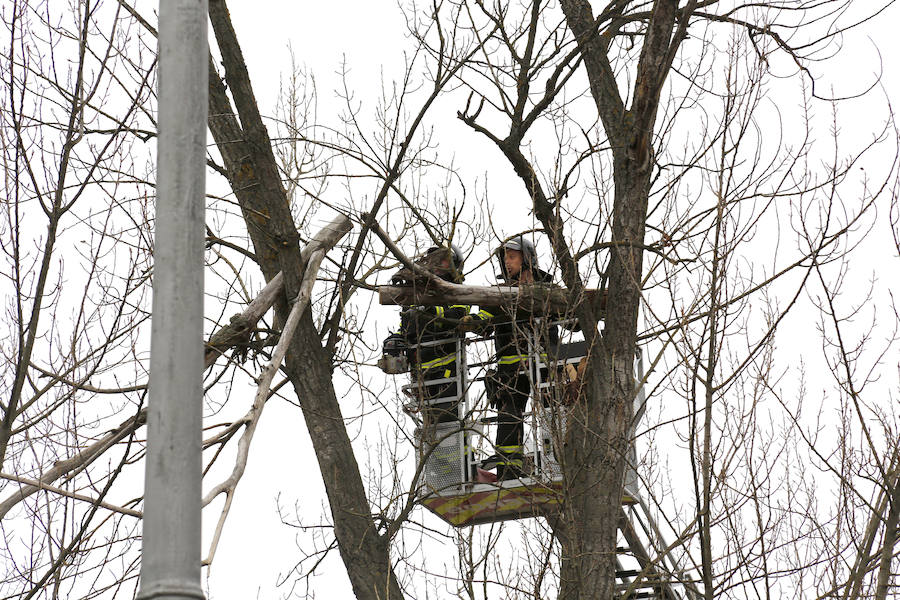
204, 215, 351, 368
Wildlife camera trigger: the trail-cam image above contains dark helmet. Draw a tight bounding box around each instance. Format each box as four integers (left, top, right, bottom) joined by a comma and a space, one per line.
495, 235, 550, 282
423, 244, 465, 283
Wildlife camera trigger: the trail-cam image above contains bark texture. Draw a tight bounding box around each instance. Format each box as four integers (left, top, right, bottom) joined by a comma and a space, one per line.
552, 2, 696, 598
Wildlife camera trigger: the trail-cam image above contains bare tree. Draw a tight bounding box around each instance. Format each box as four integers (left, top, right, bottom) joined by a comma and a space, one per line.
0, 1, 157, 595
401, 1, 900, 599
3, 0, 486, 597
1, 1, 898, 599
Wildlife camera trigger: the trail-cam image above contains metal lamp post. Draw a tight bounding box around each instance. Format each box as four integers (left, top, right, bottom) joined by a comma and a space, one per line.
138, 1, 207, 599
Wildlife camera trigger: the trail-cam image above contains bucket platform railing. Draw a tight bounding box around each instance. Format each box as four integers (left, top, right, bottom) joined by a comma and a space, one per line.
397, 323, 702, 599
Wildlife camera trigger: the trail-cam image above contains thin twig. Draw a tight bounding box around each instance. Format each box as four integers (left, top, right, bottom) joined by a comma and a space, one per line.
0, 472, 142, 518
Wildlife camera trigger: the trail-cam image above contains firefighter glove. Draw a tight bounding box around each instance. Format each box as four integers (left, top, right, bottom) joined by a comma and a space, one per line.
458, 314, 480, 332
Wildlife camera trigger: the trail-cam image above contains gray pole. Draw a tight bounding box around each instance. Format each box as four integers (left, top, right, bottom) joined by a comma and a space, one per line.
138, 1, 207, 599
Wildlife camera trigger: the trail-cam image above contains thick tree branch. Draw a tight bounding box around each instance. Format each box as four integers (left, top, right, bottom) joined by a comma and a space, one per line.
0, 407, 146, 520
379, 281, 605, 315
206, 4, 404, 597
559, 0, 627, 142
204, 215, 351, 368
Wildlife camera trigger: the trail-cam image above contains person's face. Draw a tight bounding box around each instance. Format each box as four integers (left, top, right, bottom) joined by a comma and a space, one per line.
504, 248, 524, 277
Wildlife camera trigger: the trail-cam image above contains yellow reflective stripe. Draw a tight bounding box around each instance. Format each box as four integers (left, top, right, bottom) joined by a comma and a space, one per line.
436, 306, 445, 318
497, 352, 546, 365
444, 369, 451, 378
477, 309, 494, 319
449, 304, 470, 310
420, 354, 457, 369
498, 354, 529, 365
497, 445, 523, 452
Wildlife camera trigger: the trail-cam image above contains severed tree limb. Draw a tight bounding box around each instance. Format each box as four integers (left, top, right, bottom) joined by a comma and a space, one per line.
0, 407, 147, 520
204, 215, 351, 368
379, 282, 606, 315
202, 248, 326, 566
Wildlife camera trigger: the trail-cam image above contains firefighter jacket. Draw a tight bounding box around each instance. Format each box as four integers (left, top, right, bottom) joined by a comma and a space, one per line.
399, 304, 470, 373
469, 269, 557, 368
473, 304, 558, 369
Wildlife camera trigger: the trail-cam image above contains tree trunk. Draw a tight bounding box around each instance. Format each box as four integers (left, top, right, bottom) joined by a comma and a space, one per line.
285, 312, 402, 599
554, 1, 688, 596
559, 152, 651, 600
206, 2, 402, 597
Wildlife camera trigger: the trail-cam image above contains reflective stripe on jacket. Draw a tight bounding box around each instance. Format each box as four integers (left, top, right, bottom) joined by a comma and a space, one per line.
400, 304, 470, 369
473, 306, 557, 368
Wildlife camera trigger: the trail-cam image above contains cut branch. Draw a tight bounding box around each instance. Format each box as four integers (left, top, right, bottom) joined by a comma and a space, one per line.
202, 248, 326, 566
379, 282, 605, 315
204, 214, 351, 368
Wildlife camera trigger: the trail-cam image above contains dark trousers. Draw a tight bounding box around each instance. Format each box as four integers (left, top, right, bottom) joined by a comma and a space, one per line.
490, 367, 531, 453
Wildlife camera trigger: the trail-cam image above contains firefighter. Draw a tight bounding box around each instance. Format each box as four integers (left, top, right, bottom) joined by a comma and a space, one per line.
381, 245, 471, 426
462, 236, 557, 480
